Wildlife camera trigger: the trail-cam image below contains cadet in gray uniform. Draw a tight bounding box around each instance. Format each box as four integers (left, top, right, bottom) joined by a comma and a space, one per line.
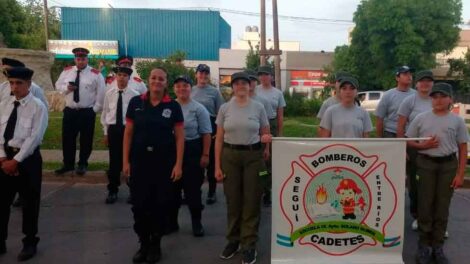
320, 77, 372, 138
172, 75, 212, 237
397, 70, 433, 232
215, 72, 270, 264
244, 70, 274, 124
191, 64, 224, 205
375, 66, 416, 137
406, 83, 469, 264
317, 71, 350, 121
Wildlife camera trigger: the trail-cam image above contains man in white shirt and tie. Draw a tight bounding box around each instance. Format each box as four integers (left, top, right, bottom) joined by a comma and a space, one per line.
101, 66, 138, 204
0, 67, 48, 262
54, 48, 105, 176
106, 55, 147, 94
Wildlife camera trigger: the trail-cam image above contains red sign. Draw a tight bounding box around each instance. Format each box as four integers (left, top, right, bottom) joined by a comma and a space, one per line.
291, 70, 326, 80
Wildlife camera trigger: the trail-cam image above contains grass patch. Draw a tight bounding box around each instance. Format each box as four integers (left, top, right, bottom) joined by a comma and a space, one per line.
43, 112, 106, 150
43, 161, 108, 171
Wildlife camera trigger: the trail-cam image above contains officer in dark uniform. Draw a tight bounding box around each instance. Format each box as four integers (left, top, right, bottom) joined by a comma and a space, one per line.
0, 67, 48, 262
123, 67, 184, 263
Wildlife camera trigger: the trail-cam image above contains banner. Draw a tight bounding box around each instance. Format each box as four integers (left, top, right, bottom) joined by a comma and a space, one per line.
48, 40, 119, 59
272, 139, 406, 264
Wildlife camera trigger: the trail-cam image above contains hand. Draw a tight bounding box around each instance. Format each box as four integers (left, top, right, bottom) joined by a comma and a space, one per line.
200, 155, 210, 168
215, 168, 224, 182
103, 135, 109, 147
451, 175, 464, 189
261, 134, 273, 144
171, 165, 182, 182
67, 84, 77, 92
1, 159, 18, 176
123, 161, 130, 183
263, 148, 271, 161
421, 136, 439, 149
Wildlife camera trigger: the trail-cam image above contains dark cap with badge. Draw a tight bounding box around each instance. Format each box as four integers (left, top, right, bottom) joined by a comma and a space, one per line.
112, 66, 133, 76
395, 65, 415, 76
339, 76, 359, 90
231, 72, 251, 85
415, 70, 434, 82
116, 55, 134, 66
244, 69, 259, 81
430, 82, 453, 97
196, 64, 210, 73
173, 75, 192, 86
1, 57, 25, 68
72, 47, 90, 58
257, 66, 272, 75
4, 67, 34, 80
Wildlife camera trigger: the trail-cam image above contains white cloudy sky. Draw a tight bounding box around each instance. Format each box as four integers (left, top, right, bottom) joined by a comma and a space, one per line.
47, 0, 470, 51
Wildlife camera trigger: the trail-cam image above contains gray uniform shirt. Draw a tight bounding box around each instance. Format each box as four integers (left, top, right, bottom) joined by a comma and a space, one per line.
317, 96, 340, 119
252, 94, 274, 121
406, 111, 469, 157
180, 100, 212, 141
397, 93, 432, 124
191, 85, 225, 117
375, 87, 416, 133
255, 85, 286, 119
216, 98, 269, 145
320, 104, 373, 138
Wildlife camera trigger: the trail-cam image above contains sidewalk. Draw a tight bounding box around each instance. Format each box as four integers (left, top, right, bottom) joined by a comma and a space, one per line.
41, 149, 109, 163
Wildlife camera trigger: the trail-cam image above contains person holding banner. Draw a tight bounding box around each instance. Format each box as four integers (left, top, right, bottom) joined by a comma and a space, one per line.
406, 83, 469, 264
375, 66, 416, 138
215, 72, 270, 264
396, 70, 433, 232
171, 75, 212, 237
123, 67, 184, 263
319, 76, 372, 138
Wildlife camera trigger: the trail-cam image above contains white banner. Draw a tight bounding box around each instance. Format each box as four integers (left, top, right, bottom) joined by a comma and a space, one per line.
272, 139, 406, 264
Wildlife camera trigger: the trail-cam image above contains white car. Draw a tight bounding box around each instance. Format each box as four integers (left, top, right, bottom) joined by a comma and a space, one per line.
357, 91, 384, 112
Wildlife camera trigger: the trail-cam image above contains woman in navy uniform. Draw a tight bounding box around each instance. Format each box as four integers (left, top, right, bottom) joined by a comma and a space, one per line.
171, 75, 212, 237
123, 67, 184, 263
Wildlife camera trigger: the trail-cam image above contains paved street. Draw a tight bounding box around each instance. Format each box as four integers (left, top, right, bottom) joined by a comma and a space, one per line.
1, 182, 470, 264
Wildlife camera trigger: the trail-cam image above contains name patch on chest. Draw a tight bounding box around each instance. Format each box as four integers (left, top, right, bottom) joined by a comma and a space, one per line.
162, 109, 172, 118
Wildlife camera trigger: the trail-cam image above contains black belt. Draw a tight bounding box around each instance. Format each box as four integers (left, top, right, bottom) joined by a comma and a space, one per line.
65, 106, 93, 111
419, 153, 456, 162
223, 142, 261, 151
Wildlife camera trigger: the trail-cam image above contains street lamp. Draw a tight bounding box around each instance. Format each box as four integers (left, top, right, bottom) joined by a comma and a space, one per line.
108, 3, 128, 56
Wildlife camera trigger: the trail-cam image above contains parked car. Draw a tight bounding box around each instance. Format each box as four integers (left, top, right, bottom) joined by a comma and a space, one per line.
357, 91, 384, 112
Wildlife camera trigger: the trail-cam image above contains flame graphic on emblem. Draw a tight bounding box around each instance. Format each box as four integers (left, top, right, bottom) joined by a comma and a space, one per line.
316, 185, 328, 204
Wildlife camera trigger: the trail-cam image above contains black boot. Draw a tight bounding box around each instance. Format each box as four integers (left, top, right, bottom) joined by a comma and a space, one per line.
190, 208, 205, 237
146, 235, 161, 263
132, 238, 149, 263
164, 209, 179, 235
17, 237, 39, 262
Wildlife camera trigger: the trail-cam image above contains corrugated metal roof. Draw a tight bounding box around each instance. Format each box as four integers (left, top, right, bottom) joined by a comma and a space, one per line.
61, 8, 231, 61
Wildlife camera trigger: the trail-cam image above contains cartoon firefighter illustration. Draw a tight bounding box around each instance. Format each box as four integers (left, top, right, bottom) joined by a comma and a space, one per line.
335, 179, 364, 220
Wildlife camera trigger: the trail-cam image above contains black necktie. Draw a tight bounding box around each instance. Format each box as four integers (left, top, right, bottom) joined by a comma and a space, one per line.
116, 90, 123, 126
3, 101, 20, 144
73, 69, 81, 103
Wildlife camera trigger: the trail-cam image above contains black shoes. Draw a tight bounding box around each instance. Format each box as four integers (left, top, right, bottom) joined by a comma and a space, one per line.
146, 236, 161, 264
433, 246, 449, 264
416, 244, 433, 264
75, 165, 87, 176
54, 166, 74, 176
132, 241, 149, 263
206, 194, 217, 205
192, 220, 205, 237
105, 193, 118, 204
220, 241, 240, 259
242, 248, 257, 264
17, 244, 37, 262
0, 240, 6, 255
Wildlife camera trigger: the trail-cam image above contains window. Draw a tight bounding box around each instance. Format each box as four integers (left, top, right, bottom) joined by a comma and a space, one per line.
369, 93, 381, 100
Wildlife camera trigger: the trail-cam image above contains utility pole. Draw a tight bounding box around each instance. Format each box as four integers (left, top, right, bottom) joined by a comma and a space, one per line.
260, 0, 267, 66
43, 0, 49, 51
272, 0, 281, 89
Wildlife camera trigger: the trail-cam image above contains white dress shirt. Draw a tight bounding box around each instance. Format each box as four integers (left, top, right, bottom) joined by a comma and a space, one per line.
100, 86, 139, 135
0, 81, 49, 109
55, 65, 105, 112
0, 92, 48, 162
106, 73, 147, 94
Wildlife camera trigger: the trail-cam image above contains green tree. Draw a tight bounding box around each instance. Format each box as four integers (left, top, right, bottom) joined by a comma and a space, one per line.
245, 41, 260, 71
333, 0, 462, 90
447, 48, 470, 93
0, 0, 27, 47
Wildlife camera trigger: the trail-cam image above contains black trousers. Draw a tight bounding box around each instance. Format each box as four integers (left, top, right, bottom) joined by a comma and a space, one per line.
171, 139, 204, 222
0, 148, 42, 246
207, 117, 217, 196
130, 145, 175, 240
107, 125, 125, 193
62, 107, 96, 168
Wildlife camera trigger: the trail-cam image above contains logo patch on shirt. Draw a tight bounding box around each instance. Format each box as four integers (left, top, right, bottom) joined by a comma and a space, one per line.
162, 109, 172, 118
